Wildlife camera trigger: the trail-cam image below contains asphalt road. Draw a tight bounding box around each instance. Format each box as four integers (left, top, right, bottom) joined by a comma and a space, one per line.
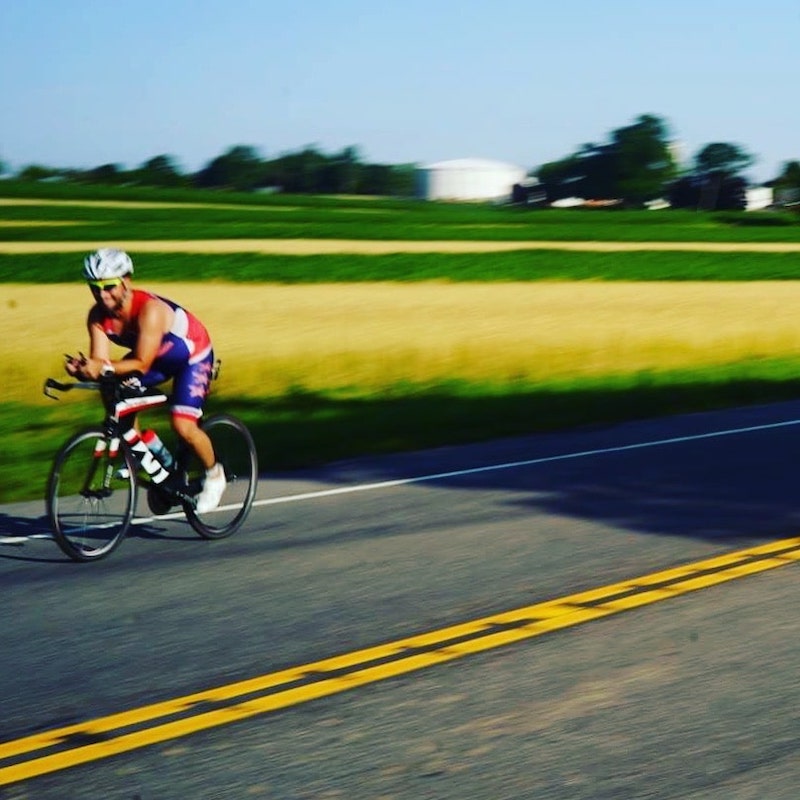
1, 401, 799, 799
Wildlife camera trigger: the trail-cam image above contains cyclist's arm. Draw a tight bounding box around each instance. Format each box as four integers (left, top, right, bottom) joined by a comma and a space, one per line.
65, 309, 110, 377
87, 311, 111, 361
81, 300, 170, 379
124, 299, 169, 374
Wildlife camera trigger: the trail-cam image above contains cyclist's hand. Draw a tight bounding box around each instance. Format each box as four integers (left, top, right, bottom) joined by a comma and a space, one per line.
64, 353, 85, 377
78, 356, 105, 380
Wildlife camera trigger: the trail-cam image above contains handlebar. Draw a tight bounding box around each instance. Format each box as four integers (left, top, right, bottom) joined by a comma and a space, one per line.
43, 372, 156, 408
43, 377, 101, 400
45, 360, 221, 401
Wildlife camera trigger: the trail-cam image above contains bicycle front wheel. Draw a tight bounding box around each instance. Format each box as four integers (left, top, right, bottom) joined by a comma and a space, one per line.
47, 428, 137, 562
183, 414, 258, 539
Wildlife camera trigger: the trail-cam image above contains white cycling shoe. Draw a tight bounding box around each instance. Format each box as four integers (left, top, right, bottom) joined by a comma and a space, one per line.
195, 464, 226, 513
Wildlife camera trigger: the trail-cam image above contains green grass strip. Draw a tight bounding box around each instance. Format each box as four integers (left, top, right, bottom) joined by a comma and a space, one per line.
3, 250, 800, 283
2, 182, 800, 243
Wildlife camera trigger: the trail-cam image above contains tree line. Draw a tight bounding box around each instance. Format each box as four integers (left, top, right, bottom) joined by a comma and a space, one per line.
2, 144, 417, 198
2, 114, 799, 210
532, 114, 798, 210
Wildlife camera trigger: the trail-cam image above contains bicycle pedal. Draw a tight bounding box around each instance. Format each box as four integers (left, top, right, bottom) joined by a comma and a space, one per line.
146, 484, 177, 516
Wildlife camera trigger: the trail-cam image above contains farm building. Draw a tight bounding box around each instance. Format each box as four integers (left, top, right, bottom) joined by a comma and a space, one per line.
416, 158, 527, 202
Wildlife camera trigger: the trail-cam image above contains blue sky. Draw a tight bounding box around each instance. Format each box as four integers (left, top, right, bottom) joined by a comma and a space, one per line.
1, 0, 797, 183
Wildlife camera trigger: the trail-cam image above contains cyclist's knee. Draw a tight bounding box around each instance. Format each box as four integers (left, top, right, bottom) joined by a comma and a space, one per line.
171, 414, 200, 440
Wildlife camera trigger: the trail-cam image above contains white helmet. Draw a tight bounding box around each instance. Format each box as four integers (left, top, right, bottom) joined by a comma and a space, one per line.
83, 248, 133, 281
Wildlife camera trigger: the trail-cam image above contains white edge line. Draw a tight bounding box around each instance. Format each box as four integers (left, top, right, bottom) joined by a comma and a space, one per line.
6, 418, 800, 541
251, 417, 800, 505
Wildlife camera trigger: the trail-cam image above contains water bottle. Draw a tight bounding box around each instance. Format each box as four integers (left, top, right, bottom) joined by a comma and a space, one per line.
122, 428, 170, 485
141, 429, 174, 470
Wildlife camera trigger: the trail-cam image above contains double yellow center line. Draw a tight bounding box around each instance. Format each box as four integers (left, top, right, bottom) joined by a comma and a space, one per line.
2, 536, 799, 786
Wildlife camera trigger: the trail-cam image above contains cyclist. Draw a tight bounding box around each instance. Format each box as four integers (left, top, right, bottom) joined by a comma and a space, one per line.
65, 248, 226, 513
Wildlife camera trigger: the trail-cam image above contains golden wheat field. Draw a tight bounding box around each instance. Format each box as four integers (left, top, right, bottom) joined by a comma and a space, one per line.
4, 281, 800, 403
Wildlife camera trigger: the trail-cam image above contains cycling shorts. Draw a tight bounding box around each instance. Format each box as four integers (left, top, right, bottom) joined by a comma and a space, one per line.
128, 334, 215, 420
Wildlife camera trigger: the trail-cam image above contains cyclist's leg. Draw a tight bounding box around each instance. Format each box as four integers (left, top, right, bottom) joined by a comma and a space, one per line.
168, 351, 215, 466
173, 415, 215, 468
169, 352, 225, 511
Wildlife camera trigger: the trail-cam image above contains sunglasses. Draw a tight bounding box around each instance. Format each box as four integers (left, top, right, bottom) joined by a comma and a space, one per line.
87, 278, 124, 293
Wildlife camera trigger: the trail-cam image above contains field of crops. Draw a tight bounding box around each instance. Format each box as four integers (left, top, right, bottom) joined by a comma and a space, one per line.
2, 180, 800, 244
2, 184, 800, 503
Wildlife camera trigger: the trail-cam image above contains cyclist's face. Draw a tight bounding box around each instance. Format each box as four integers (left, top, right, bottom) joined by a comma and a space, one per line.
89, 278, 128, 314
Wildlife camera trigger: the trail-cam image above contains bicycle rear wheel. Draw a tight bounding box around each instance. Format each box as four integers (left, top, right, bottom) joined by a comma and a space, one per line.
183, 414, 258, 539
47, 428, 137, 562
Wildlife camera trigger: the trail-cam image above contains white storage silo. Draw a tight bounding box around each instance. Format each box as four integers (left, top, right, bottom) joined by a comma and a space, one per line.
416, 158, 527, 202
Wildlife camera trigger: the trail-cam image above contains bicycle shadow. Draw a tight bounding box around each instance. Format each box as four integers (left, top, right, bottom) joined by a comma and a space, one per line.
0, 512, 196, 563
129, 521, 198, 542
0, 512, 50, 539
0, 513, 64, 562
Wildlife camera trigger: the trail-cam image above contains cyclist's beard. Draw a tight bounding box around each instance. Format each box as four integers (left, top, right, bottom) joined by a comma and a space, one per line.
110, 286, 129, 316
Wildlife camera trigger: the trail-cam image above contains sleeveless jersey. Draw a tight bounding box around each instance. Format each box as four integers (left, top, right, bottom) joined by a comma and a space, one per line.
100, 289, 212, 366
99, 289, 214, 419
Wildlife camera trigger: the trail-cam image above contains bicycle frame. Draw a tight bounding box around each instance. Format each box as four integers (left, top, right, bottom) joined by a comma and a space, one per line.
44, 375, 176, 490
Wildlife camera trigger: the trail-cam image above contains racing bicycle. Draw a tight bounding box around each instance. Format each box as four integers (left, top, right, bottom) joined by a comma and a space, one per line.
43, 372, 258, 562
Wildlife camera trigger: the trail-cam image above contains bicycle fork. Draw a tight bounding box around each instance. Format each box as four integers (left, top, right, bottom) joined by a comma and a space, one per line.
77, 435, 120, 499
